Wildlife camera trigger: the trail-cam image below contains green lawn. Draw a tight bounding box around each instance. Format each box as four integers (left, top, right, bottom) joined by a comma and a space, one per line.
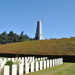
26, 63, 75, 75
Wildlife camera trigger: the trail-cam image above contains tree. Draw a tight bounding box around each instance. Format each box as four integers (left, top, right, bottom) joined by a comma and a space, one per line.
8, 31, 14, 43
24, 34, 29, 39
19, 31, 25, 42
0, 31, 31, 44
0, 31, 9, 44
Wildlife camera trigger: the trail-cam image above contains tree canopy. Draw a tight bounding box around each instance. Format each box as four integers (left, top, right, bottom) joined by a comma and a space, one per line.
0, 31, 33, 44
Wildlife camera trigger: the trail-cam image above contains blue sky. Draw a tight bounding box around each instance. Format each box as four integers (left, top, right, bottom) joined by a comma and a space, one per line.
0, 0, 75, 39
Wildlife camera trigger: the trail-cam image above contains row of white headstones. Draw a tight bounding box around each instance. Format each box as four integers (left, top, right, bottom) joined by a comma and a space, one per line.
0, 57, 63, 75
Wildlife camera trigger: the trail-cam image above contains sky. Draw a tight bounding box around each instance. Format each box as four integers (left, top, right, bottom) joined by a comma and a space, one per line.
0, 0, 75, 39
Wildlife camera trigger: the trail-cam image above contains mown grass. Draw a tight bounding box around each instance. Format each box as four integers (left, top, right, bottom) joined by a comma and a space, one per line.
25, 63, 75, 75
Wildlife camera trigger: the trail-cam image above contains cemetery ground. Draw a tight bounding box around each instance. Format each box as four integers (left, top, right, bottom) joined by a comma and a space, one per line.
26, 62, 75, 75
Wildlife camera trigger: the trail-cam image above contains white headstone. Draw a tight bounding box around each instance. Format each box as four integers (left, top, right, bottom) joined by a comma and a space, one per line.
46, 57, 47, 59
61, 58, 63, 64
59, 58, 61, 65
25, 58, 27, 64
35, 62, 39, 71
4, 66, 9, 75
32, 57, 34, 63
57, 59, 59, 65
0, 59, 2, 67
41, 58, 43, 60
47, 60, 49, 68
52, 59, 55, 67
25, 57, 26, 60
19, 57, 21, 64
35, 58, 37, 62
50, 60, 52, 67
12, 65, 17, 75
40, 61, 42, 70
4, 58, 7, 64
19, 64, 23, 75
29, 57, 32, 62
44, 61, 46, 69
25, 63, 29, 74
19, 57, 21, 61
54, 59, 57, 66
30, 62, 34, 72
0, 59, 2, 61
38, 58, 40, 61
60, 58, 63, 65
21, 57, 24, 65
11, 58, 15, 63
60, 58, 63, 64
8, 58, 11, 61
1, 61, 5, 68
56, 59, 58, 66
28, 57, 30, 60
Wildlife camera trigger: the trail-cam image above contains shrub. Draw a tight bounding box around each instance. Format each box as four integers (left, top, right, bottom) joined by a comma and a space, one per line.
5, 60, 14, 70
24, 39, 30, 42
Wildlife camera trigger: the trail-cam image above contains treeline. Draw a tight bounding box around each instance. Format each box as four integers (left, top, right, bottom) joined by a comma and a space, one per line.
0, 31, 33, 44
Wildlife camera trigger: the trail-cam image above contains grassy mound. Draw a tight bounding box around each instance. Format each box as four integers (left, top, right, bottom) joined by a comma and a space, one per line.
0, 38, 75, 55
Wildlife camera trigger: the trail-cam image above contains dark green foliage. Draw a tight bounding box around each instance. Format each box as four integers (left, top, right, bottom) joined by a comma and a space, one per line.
0, 31, 9, 44
19, 31, 25, 42
5, 60, 14, 70
0, 31, 31, 44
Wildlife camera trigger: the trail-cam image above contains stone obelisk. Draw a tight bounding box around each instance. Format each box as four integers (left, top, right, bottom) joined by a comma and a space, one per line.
35, 21, 43, 40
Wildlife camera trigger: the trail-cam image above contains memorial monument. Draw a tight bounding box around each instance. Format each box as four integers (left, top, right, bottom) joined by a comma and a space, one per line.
35, 21, 43, 40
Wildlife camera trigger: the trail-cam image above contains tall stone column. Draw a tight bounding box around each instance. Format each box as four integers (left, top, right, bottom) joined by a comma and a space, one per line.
35, 21, 43, 40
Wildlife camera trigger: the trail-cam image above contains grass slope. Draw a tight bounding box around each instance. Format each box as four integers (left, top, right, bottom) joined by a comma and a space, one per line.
26, 63, 75, 75
0, 38, 75, 55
